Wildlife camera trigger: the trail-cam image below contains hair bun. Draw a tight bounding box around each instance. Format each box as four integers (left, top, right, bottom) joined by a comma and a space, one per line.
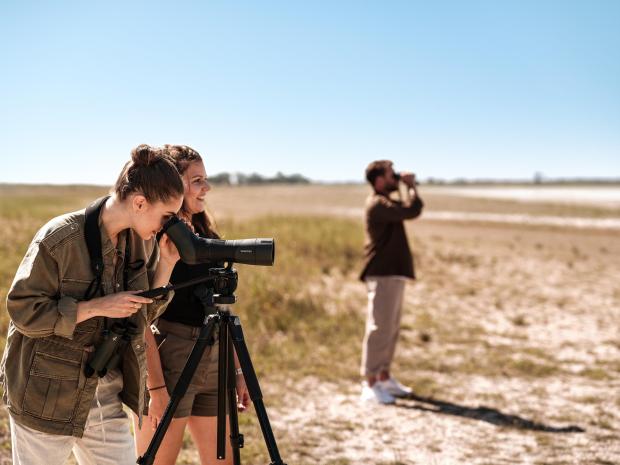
131, 144, 161, 166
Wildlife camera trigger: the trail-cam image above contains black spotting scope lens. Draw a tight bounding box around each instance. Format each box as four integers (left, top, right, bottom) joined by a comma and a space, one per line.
161, 217, 275, 266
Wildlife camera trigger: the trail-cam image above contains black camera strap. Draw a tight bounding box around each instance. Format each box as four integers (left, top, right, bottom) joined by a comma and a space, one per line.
84, 196, 110, 301
84, 196, 142, 298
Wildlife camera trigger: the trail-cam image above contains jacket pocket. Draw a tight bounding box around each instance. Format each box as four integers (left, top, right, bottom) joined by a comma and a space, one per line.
23, 350, 83, 422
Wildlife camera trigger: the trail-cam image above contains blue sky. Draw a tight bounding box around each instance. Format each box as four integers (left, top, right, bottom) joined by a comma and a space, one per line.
1, 1, 618, 184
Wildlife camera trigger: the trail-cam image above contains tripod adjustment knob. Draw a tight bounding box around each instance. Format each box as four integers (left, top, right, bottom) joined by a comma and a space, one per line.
232, 433, 244, 449
214, 295, 236, 304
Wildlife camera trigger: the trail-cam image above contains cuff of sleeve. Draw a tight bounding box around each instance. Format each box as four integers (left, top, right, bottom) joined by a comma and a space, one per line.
55, 296, 78, 339
147, 290, 175, 323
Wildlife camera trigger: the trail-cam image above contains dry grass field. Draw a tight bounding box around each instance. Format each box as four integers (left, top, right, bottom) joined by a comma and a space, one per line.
0, 183, 619, 464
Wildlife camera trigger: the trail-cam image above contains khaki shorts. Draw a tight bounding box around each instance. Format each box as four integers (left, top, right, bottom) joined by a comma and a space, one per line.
154, 319, 225, 418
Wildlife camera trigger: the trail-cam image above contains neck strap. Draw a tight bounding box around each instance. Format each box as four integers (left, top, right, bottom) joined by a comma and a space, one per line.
83, 196, 110, 300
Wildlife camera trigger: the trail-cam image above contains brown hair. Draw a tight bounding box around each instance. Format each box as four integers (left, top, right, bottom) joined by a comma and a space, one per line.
163, 145, 219, 239
114, 144, 184, 203
365, 160, 393, 186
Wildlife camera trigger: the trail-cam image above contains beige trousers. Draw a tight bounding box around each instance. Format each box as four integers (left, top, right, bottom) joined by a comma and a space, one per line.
10, 370, 136, 465
360, 276, 407, 377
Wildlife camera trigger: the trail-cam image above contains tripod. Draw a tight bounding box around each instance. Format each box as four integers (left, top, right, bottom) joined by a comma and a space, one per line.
137, 270, 287, 465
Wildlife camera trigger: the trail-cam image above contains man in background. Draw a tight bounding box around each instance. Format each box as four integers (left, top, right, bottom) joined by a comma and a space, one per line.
359, 160, 423, 404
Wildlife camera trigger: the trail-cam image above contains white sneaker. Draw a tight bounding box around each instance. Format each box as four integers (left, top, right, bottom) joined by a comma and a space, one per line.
360, 381, 396, 405
378, 377, 413, 398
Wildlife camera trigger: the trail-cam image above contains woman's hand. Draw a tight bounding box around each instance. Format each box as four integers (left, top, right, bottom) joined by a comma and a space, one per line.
77, 291, 153, 323
147, 387, 170, 430
150, 233, 180, 289
236, 374, 250, 412
158, 233, 180, 268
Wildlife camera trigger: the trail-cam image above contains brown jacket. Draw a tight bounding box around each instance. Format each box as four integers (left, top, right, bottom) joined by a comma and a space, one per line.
360, 192, 423, 281
0, 206, 172, 437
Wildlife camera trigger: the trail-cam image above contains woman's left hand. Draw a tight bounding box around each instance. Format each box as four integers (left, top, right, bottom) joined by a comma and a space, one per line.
158, 233, 180, 267
236, 374, 250, 412
148, 387, 171, 430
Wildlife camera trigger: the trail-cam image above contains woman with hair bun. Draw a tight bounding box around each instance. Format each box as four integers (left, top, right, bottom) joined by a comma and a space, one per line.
134, 145, 249, 465
1, 144, 184, 465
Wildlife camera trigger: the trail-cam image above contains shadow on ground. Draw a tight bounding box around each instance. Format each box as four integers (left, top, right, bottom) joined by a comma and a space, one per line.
396, 394, 585, 433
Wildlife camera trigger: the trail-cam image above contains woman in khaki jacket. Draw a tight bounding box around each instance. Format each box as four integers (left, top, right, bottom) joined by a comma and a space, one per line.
1, 145, 184, 465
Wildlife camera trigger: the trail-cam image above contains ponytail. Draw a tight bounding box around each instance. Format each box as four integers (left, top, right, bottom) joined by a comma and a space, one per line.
113, 144, 184, 203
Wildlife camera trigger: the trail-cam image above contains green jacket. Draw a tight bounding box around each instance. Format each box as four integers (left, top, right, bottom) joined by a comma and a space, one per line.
0, 206, 172, 437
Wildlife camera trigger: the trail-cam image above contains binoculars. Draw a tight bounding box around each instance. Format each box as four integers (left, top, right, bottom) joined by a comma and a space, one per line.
84, 320, 138, 378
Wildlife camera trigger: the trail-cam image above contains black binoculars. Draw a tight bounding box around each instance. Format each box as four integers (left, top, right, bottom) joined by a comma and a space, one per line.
394, 172, 418, 186
84, 320, 138, 378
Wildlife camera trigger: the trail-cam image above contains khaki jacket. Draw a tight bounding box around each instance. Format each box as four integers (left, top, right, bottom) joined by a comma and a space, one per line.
0, 206, 172, 437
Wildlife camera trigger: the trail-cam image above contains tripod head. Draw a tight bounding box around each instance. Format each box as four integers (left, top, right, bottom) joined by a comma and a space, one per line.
194, 264, 238, 306
139, 263, 239, 304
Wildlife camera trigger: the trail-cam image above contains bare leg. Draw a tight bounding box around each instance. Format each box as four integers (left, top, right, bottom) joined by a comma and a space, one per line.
133, 413, 189, 465
188, 415, 233, 465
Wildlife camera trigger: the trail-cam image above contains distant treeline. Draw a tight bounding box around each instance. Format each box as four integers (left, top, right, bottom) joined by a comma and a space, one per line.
209, 172, 310, 185
206, 173, 620, 186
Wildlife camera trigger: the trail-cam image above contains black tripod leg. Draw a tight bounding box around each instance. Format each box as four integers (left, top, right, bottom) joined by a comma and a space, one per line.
227, 331, 243, 465
227, 316, 287, 465
217, 317, 228, 459
137, 317, 218, 465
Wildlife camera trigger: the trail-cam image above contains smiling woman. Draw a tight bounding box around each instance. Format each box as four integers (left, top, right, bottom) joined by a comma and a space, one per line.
0, 144, 184, 465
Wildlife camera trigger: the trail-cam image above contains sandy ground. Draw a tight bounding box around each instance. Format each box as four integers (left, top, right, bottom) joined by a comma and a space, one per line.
260, 220, 620, 465
428, 186, 620, 209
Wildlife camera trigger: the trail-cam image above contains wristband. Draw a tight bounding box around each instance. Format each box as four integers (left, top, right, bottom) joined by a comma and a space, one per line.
148, 385, 166, 391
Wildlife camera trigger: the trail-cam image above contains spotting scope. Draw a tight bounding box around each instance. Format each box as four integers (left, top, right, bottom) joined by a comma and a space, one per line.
161, 217, 274, 266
